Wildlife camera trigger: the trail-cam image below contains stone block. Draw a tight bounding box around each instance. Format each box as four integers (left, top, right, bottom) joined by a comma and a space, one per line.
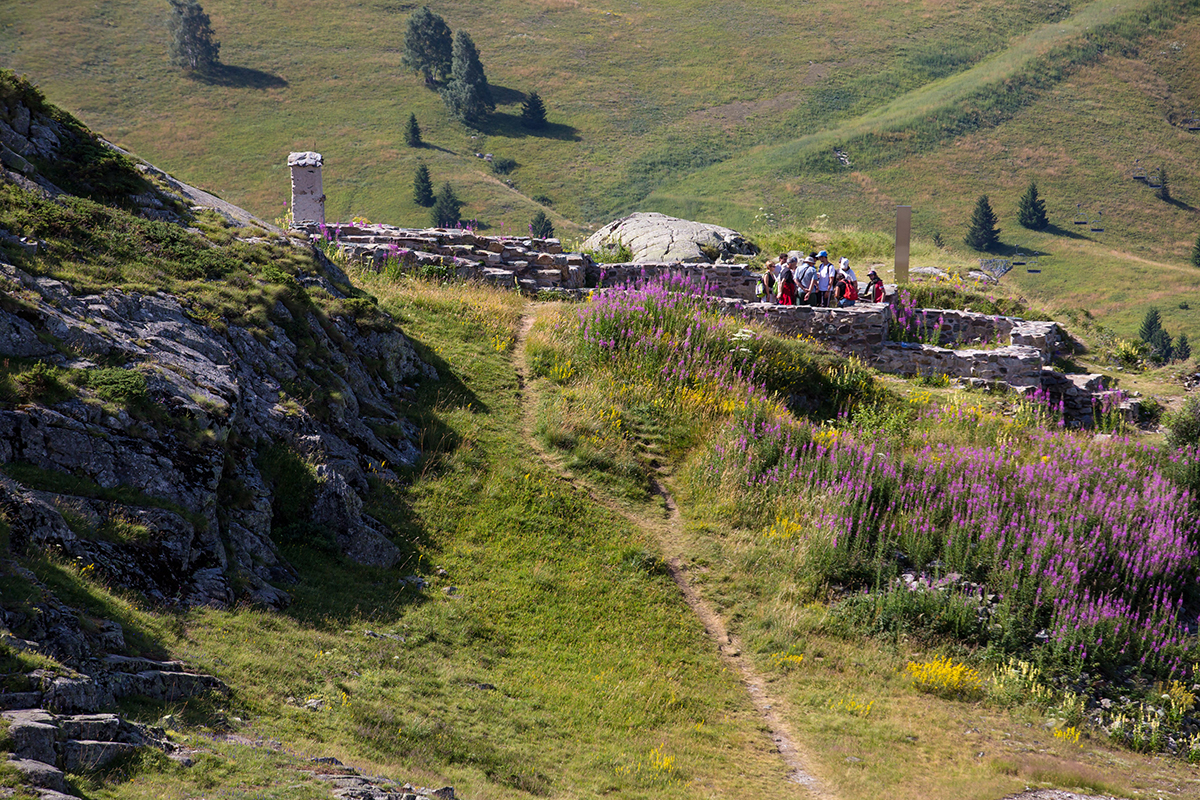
8, 758, 68, 792
57, 714, 121, 743
63, 740, 137, 772
5, 715, 58, 764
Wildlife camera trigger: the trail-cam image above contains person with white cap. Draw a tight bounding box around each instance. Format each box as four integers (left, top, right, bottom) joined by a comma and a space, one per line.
839, 256, 857, 284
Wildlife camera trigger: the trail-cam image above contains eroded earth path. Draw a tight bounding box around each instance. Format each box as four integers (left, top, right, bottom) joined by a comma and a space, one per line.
513, 310, 829, 798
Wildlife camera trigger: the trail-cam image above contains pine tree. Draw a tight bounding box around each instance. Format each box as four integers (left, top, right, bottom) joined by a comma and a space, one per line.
413, 164, 434, 207
430, 182, 462, 227
1191, 233, 1200, 269
168, 0, 220, 73
1139, 307, 1164, 344
530, 210, 554, 239
1176, 333, 1191, 362
1151, 327, 1174, 362
440, 31, 494, 123
405, 114, 423, 148
1157, 166, 1171, 201
521, 91, 548, 130
1016, 181, 1049, 231
964, 194, 1000, 251
402, 6, 452, 87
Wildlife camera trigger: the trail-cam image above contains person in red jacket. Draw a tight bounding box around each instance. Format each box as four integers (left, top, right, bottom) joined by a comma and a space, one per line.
865, 269, 885, 303
777, 258, 798, 305
836, 270, 858, 307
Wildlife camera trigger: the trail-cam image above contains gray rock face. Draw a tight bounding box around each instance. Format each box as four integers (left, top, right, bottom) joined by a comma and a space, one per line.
313, 467, 402, 568
582, 212, 757, 264
0, 253, 429, 609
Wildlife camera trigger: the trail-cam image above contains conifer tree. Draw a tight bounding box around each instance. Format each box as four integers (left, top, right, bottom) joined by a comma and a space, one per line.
964, 194, 1000, 251
1157, 166, 1171, 201
413, 164, 434, 207
1016, 181, 1049, 231
1151, 327, 1174, 362
402, 6, 452, 87
1139, 307, 1164, 344
430, 182, 462, 227
529, 210, 553, 239
521, 91, 548, 130
440, 31, 494, 123
1176, 333, 1191, 362
1191, 232, 1200, 269
405, 114, 423, 148
168, 0, 220, 73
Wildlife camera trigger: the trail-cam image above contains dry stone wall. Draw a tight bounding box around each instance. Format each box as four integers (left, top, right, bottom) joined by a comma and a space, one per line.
318, 223, 1082, 396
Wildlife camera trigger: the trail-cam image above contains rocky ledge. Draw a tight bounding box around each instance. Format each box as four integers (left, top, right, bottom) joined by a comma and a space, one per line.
0, 251, 432, 610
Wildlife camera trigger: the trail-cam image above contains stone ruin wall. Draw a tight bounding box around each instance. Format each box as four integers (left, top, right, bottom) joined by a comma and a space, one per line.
308, 223, 1123, 423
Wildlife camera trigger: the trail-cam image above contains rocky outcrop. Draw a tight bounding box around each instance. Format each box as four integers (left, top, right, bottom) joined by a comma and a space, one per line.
0, 252, 429, 609
3, 706, 175, 786
582, 212, 756, 264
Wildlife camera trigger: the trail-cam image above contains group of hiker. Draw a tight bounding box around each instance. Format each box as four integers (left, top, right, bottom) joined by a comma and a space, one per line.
756, 250, 885, 307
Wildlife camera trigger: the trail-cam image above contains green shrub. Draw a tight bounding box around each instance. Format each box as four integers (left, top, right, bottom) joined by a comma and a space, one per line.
1167, 396, 1200, 449
83, 368, 148, 406
12, 361, 74, 404
490, 157, 517, 175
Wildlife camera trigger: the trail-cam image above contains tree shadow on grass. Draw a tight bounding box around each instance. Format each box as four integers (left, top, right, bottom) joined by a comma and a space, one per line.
1165, 196, 1197, 212
490, 84, 526, 106
479, 112, 581, 141
192, 63, 288, 89
1042, 223, 1092, 241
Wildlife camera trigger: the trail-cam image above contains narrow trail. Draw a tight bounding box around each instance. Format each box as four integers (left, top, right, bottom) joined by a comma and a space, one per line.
513, 310, 828, 798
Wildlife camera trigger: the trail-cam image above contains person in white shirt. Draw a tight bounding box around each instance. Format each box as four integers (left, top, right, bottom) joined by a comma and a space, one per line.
816, 250, 836, 307
839, 256, 857, 284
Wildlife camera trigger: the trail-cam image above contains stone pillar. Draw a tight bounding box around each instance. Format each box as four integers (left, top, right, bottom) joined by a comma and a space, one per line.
288, 152, 324, 226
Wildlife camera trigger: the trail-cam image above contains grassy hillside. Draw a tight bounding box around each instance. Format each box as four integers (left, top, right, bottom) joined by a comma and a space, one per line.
6, 0, 1200, 345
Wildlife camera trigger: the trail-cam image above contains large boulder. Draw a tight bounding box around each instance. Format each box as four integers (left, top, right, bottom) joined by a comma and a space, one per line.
582, 212, 756, 264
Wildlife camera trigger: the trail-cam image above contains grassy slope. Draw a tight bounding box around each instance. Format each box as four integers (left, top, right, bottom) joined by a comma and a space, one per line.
6, 0, 1200, 342
0, 0, 1112, 225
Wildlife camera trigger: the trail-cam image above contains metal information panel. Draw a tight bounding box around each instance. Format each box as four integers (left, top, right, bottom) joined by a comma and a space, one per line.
895, 205, 911, 284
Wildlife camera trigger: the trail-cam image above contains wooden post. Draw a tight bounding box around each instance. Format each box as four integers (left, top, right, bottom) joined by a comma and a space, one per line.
894, 205, 911, 284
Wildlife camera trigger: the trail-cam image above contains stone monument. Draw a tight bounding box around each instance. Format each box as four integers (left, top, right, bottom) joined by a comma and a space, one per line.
288, 151, 324, 226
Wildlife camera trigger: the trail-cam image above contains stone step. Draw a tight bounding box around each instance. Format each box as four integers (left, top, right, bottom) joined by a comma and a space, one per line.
7, 757, 68, 793
4, 713, 57, 764
0, 691, 43, 710
36, 789, 77, 800
58, 713, 122, 743
102, 654, 189, 673
63, 739, 137, 772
